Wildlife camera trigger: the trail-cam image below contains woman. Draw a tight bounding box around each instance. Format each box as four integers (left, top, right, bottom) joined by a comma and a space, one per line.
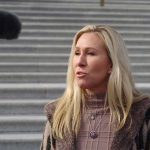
40, 25, 150, 150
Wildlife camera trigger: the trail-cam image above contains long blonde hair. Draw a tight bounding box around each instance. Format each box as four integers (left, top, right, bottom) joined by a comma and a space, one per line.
52, 25, 148, 139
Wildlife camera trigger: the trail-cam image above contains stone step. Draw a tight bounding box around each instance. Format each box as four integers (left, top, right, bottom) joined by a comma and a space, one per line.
131, 63, 150, 72
17, 16, 150, 25
0, 71, 148, 83
0, 45, 71, 53
0, 115, 45, 133
20, 17, 150, 25
0, 133, 41, 150
136, 83, 150, 94
1, 3, 150, 10
107, 0, 150, 5
0, 62, 150, 72
22, 28, 149, 33
0, 81, 149, 113
0, 83, 148, 101
1, 0, 150, 3
0, 9, 149, 18
19, 16, 150, 22
0, 53, 69, 63
21, 29, 150, 38
21, 22, 150, 30
0, 62, 67, 72
0, 83, 148, 99
0, 72, 148, 83
1, 0, 150, 2
1, 37, 150, 46
0, 99, 52, 115
2, 7, 150, 15
134, 73, 150, 83
127, 46, 150, 54
5, 9, 150, 17
0, 83, 65, 99
0, 62, 149, 72
129, 54, 150, 63
21, 25, 150, 32
0, 53, 148, 63
0, 72, 66, 83
0, 45, 149, 54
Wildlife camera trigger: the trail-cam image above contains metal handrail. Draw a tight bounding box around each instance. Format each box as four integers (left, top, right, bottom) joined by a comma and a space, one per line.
100, 0, 105, 6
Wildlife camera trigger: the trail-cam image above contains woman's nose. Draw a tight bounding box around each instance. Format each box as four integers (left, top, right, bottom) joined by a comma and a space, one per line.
77, 54, 87, 67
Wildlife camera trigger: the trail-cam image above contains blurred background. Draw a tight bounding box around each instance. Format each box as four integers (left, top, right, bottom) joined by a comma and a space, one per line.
0, 0, 150, 149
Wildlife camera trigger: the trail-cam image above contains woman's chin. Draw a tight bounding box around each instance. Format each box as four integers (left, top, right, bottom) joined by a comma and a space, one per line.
77, 82, 92, 89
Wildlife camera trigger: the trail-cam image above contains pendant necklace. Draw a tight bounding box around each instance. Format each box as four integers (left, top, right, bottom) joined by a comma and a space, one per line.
86, 105, 108, 139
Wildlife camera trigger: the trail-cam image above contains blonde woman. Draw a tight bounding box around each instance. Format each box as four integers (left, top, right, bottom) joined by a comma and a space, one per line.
41, 25, 150, 150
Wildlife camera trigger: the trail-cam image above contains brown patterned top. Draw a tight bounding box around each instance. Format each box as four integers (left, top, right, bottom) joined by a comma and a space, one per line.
41, 98, 150, 150
75, 94, 114, 150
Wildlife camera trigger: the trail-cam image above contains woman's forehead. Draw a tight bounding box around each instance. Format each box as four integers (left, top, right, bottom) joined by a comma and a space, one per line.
75, 32, 106, 49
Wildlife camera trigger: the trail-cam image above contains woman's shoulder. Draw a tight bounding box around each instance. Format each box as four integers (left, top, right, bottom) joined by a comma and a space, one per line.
145, 105, 150, 121
133, 98, 150, 108
132, 98, 150, 119
44, 100, 59, 120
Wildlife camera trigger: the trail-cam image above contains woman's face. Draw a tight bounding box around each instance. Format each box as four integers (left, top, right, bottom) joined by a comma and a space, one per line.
73, 32, 112, 93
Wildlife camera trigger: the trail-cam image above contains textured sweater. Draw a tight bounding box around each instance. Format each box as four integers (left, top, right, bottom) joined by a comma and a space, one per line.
41, 98, 150, 150
76, 96, 114, 150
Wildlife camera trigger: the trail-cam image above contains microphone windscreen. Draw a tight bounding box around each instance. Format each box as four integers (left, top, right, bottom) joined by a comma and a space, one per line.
0, 11, 22, 40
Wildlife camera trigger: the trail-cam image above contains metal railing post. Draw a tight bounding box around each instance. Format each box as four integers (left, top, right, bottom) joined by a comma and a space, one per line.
100, 0, 105, 6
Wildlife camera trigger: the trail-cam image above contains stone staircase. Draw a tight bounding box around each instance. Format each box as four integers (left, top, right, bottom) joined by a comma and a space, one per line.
0, 0, 150, 149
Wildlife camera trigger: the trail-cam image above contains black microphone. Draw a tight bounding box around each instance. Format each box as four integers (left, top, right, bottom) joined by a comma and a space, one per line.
0, 11, 22, 40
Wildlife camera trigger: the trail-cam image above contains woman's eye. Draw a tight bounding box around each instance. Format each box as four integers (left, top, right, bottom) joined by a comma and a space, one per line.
87, 52, 95, 56
74, 51, 80, 55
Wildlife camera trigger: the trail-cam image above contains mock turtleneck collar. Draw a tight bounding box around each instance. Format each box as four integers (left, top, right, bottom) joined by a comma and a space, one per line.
84, 93, 106, 109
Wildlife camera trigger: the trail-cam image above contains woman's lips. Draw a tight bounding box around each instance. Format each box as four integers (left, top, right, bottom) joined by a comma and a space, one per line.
76, 71, 87, 78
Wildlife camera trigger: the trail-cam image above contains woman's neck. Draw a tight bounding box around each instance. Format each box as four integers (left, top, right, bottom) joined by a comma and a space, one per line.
86, 89, 106, 99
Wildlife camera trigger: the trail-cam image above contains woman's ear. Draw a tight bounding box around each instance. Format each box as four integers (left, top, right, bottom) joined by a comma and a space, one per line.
108, 68, 112, 74
108, 59, 112, 74
108, 64, 112, 74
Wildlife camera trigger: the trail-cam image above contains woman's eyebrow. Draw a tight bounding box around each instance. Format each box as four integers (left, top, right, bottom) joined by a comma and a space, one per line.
75, 46, 80, 50
75, 46, 97, 50
86, 47, 97, 50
